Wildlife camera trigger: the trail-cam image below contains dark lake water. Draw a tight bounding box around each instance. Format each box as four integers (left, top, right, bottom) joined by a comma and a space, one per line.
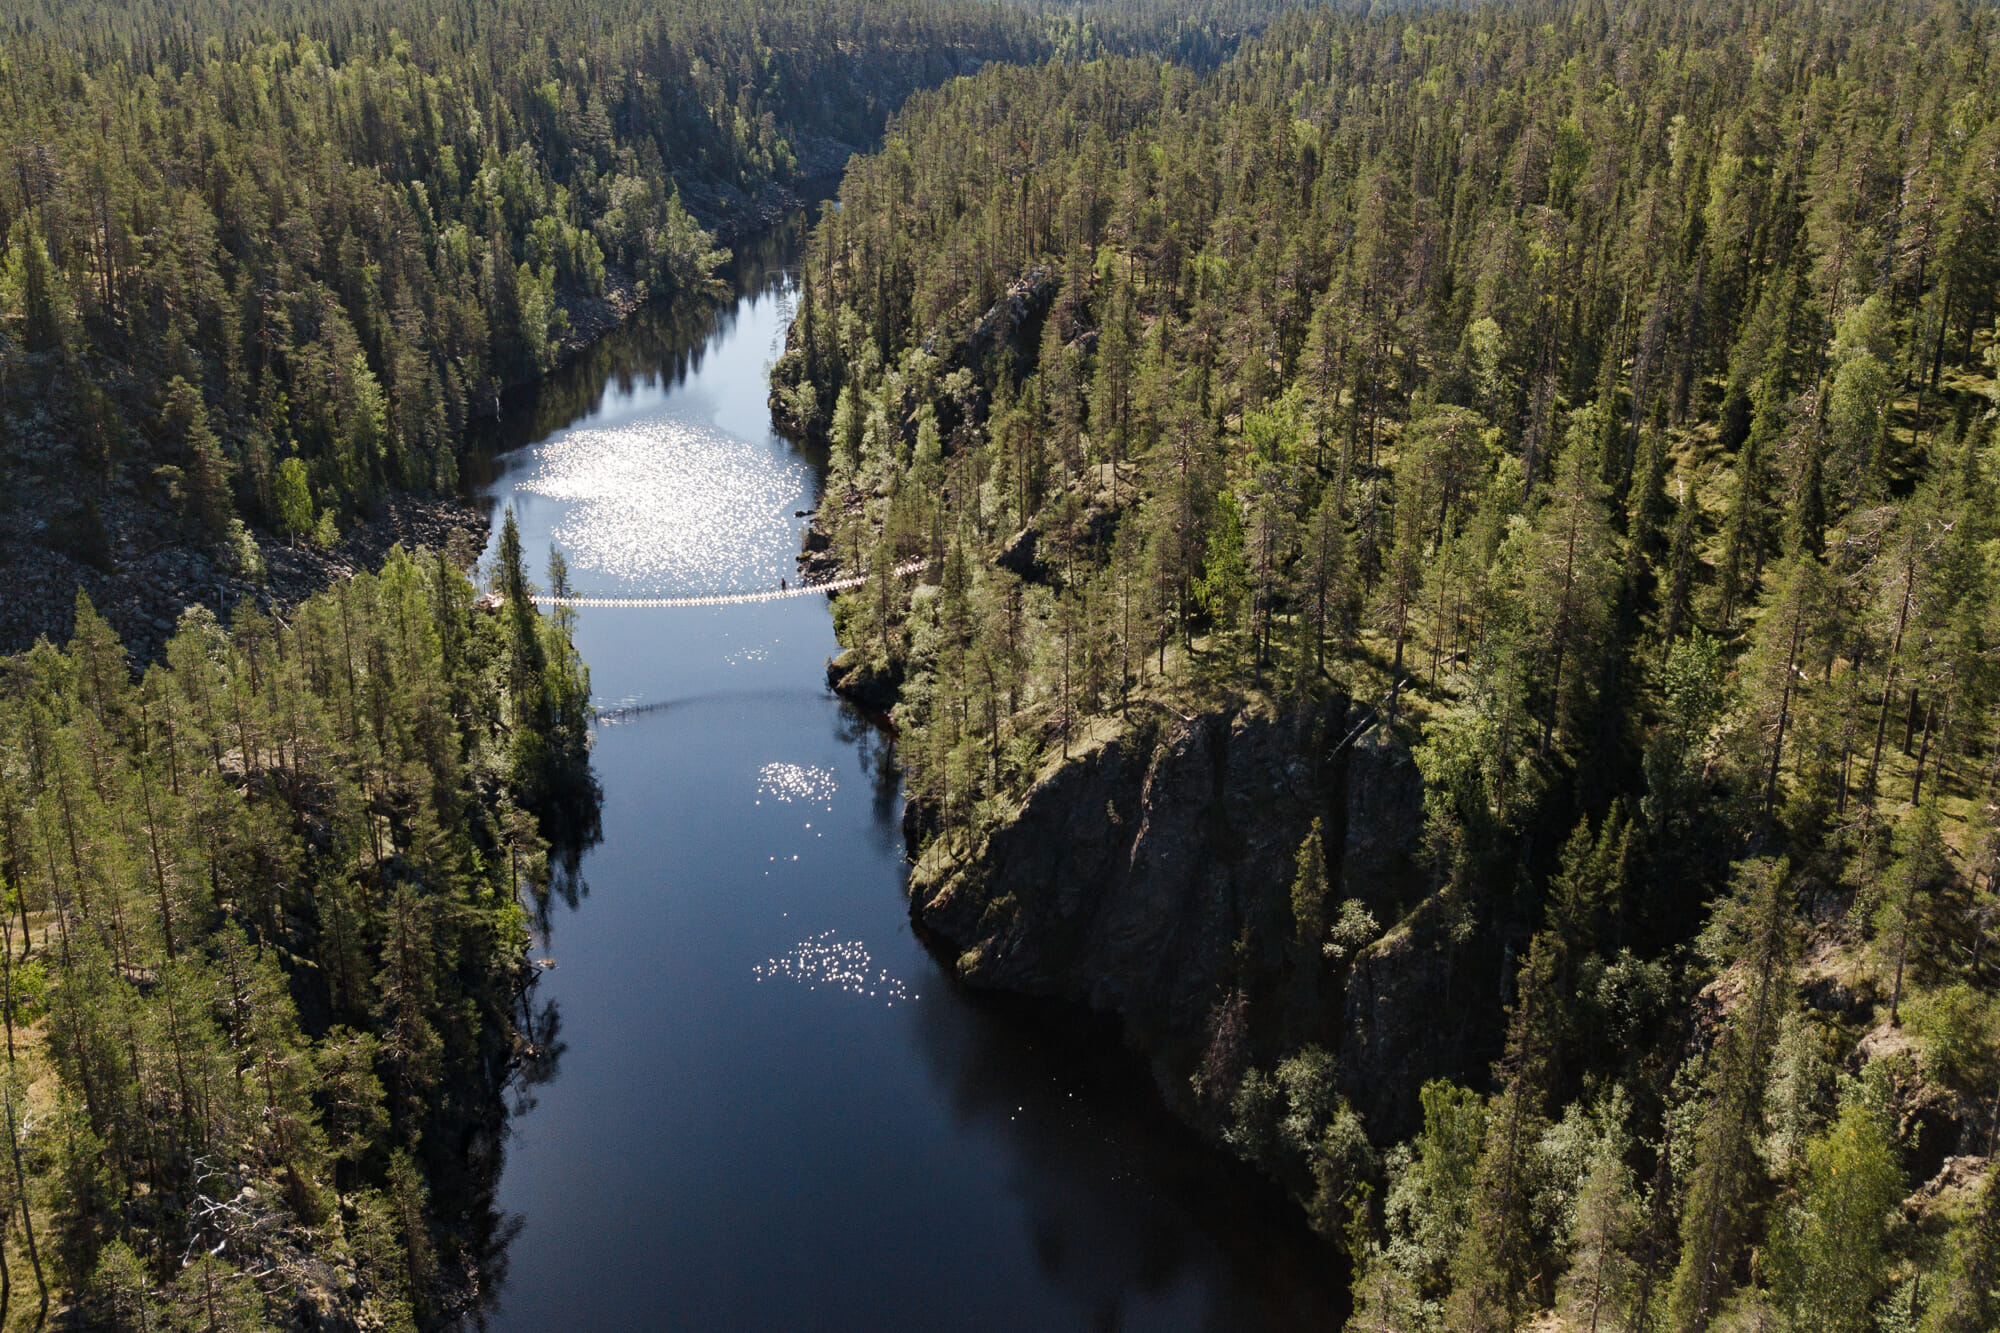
469, 221, 1345, 1331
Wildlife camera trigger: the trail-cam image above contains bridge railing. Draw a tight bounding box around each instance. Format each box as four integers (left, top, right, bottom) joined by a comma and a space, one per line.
531, 560, 927, 610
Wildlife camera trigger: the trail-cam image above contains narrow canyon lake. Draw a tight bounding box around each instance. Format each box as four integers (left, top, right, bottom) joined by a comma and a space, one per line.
468, 220, 1343, 1331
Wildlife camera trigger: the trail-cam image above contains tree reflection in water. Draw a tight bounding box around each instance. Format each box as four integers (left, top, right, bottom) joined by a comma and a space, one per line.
906, 986, 1350, 1331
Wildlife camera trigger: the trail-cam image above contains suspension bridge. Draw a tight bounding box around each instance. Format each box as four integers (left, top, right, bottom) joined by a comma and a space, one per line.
531, 560, 927, 610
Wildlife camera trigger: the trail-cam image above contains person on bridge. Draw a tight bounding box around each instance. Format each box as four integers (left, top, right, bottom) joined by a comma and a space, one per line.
781, 577, 788, 590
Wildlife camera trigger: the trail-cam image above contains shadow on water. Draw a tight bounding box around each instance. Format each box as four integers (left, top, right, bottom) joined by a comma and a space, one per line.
906, 961, 1351, 1332
440, 833, 593, 1330
832, 700, 905, 844
523, 833, 595, 946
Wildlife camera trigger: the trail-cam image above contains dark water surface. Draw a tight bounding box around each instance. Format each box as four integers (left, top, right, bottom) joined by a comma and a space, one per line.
471, 224, 1344, 1331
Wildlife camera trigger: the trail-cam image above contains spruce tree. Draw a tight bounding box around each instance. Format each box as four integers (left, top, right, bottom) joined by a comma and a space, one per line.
1666, 860, 1798, 1333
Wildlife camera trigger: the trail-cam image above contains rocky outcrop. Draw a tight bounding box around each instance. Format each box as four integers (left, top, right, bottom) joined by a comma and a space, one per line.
992, 462, 1130, 585
908, 698, 1452, 1139
994, 525, 1041, 578
0, 488, 488, 663
550, 263, 645, 364
826, 648, 902, 716
943, 266, 1057, 376
676, 176, 812, 247
796, 513, 841, 583
1338, 894, 1484, 1142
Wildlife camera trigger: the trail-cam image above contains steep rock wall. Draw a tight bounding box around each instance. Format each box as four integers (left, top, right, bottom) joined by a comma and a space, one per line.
907, 699, 1467, 1141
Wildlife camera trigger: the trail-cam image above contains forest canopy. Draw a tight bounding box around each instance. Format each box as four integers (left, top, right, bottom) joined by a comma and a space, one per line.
0, 0, 1317, 1323
0, 518, 595, 1328
773, 0, 2000, 1327
0, 0, 1289, 591
7, 0, 2000, 1323
0, 0, 1051, 553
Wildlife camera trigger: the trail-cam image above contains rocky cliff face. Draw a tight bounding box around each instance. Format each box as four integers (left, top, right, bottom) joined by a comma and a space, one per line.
0, 483, 487, 662
907, 698, 1474, 1144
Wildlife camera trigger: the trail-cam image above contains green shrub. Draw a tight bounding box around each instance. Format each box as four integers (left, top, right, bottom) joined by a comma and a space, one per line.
1907, 983, 2000, 1094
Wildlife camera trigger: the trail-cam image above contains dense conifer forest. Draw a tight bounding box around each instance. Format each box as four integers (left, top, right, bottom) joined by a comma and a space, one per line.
775, 0, 2000, 1327
0, 0, 1308, 1324
0, 0, 1280, 659
0, 518, 593, 1327
7, 0, 2000, 1323
0, 0, 1319, 1324
0, 0, 1034, 555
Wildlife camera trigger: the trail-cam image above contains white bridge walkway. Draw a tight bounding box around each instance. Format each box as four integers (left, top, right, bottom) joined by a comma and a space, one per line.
532, 560, 927, 610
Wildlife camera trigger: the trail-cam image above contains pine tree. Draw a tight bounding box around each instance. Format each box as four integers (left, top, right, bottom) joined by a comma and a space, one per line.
9, 215, 66, 356
1881, 806, 1951, 1027
1516, 429, 1620, 754
1300, 490, 1354, 672
161, 377, 235, 542
1744, 555, 1831, 812
1660, 487, 1699, 650
1450, 929, 1558, 1331
1559, 1132, 1640, 1333
495, 508, 547, 730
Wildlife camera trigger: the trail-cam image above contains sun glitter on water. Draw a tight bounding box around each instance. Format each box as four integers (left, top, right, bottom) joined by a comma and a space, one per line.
753, 930, 913, 1006
756, 763, 837, 804
516, 416, 810, 595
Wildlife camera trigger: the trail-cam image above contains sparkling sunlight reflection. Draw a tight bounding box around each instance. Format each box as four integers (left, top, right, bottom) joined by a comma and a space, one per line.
518, 417, 809, 594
